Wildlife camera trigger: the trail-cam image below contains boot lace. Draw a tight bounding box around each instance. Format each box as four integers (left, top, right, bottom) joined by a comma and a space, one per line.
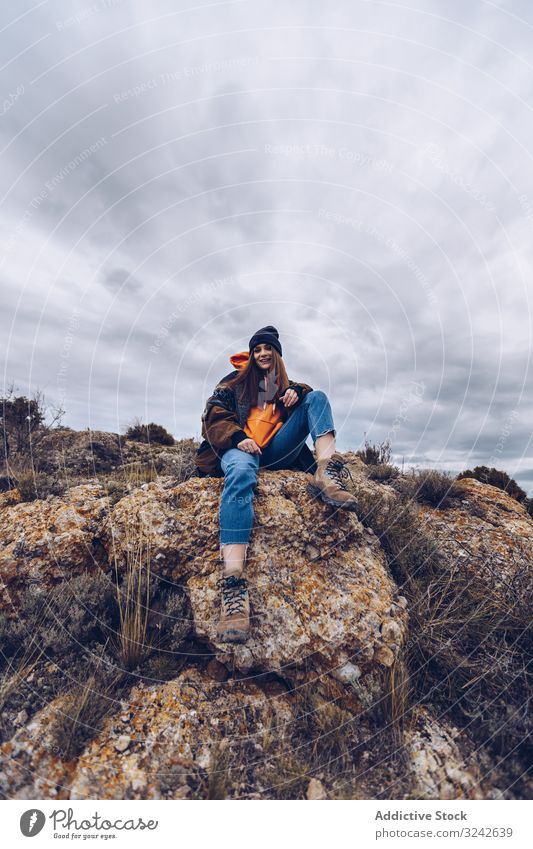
325, 457, 355, 492
220, 575, 248, 615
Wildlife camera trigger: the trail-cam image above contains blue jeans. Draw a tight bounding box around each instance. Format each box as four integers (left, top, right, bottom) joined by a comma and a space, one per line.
219, 390, 336, 546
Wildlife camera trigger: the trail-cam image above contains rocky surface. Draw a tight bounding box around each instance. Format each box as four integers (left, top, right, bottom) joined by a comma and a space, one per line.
417, 476, 533, 608
33, 428, 197, 479
0, 483, 109, 613
0, 666, 501, 801
0, 443, 531, 800
0, 695, 74, 799
69, 667, 298, 799
405, 706, 486, 800
102, 469, 407, 685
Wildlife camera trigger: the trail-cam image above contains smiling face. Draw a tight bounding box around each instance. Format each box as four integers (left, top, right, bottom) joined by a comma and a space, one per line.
252, 343, 273, 371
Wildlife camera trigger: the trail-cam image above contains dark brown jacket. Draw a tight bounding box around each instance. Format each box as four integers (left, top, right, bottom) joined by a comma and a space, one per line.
195, 357, 317, 477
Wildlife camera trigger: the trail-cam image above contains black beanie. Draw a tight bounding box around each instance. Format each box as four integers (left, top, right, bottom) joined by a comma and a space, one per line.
248, 325, 282, 356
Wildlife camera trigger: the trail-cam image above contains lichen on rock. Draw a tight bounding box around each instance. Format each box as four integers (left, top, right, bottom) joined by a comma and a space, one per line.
0, 450, 530, 800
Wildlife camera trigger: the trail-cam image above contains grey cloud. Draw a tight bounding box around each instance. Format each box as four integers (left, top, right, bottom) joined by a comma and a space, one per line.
101, 266, 143, 294
1, 0, 532, 494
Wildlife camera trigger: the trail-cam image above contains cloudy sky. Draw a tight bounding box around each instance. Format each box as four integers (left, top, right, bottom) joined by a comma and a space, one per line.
1, 0, 532, 491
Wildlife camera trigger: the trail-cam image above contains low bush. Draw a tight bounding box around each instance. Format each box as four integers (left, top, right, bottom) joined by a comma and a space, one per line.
457, 465, 526, 502
0, 638, 46, 712
0, 383, 64, 458
0, 565, 191, 752
125, 421, 174, 446
0, 571, 117, 664
0, 566, 190, 672
150, 586, 191, 651
0, 475, 16, 492
100, 477, 129, 506
394, 468, 460, 508
82, 437, 123, 474
366, 463, 399, 482
13, 469, 67, 502
356, 438, 392, 466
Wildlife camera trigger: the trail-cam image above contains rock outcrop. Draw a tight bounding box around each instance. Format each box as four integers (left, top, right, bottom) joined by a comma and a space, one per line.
405, 706, 485, 800
0, 483, 108, 612
0, 449, 531, 799
0, 665, 497, 801
102, 469, 407, 686
417, 476, 533, 607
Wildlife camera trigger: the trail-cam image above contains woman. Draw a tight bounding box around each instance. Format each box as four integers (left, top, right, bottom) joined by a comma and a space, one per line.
195, 325, 357, 643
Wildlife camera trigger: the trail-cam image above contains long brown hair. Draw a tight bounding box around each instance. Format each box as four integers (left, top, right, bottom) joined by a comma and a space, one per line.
224, 348, 290, 408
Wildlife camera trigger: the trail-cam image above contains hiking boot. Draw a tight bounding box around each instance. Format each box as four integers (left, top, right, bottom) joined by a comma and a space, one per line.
307, 452, 359, 511
216, 574, 250, 643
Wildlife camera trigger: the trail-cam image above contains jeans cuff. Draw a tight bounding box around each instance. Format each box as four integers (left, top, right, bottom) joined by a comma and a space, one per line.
315, 428, 336, 439
220, 538, 250, 548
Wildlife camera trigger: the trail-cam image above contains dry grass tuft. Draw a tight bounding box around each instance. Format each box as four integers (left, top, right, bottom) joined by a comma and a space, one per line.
49, 650, 125, 761
384, 655, 409, 744
110, 517, 154, 671
3, 454, 67, 502
122, 460, 159, 488
205, 741, 232, 800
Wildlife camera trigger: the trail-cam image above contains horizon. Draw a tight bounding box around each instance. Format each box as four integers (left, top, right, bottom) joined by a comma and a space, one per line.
11, 401, 530, 498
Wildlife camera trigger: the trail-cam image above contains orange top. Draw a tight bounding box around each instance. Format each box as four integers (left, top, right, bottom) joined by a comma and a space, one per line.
229, 351, 284, 448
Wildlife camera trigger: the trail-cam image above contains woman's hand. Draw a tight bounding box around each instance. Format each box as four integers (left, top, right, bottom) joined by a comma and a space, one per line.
279, 387, 299, 408
237, 438, 262, 455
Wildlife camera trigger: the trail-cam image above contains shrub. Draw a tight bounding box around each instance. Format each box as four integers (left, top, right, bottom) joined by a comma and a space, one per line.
0, 571, 118, 664
395, 468, 460, 508
150, 586, 191, 650
0, 637, 46, 711
366, 463, 399, 482
83, 437, 122, 473
143, 586, 192, 680
125, 420, 174, 446
100, 477, 129, 506
356, 438, 392, 466
457, 465, 526, 502
0, 381, 64, 458
13, 469, 67, 502
0, 565, 191, 676
0, 559, 191, 748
